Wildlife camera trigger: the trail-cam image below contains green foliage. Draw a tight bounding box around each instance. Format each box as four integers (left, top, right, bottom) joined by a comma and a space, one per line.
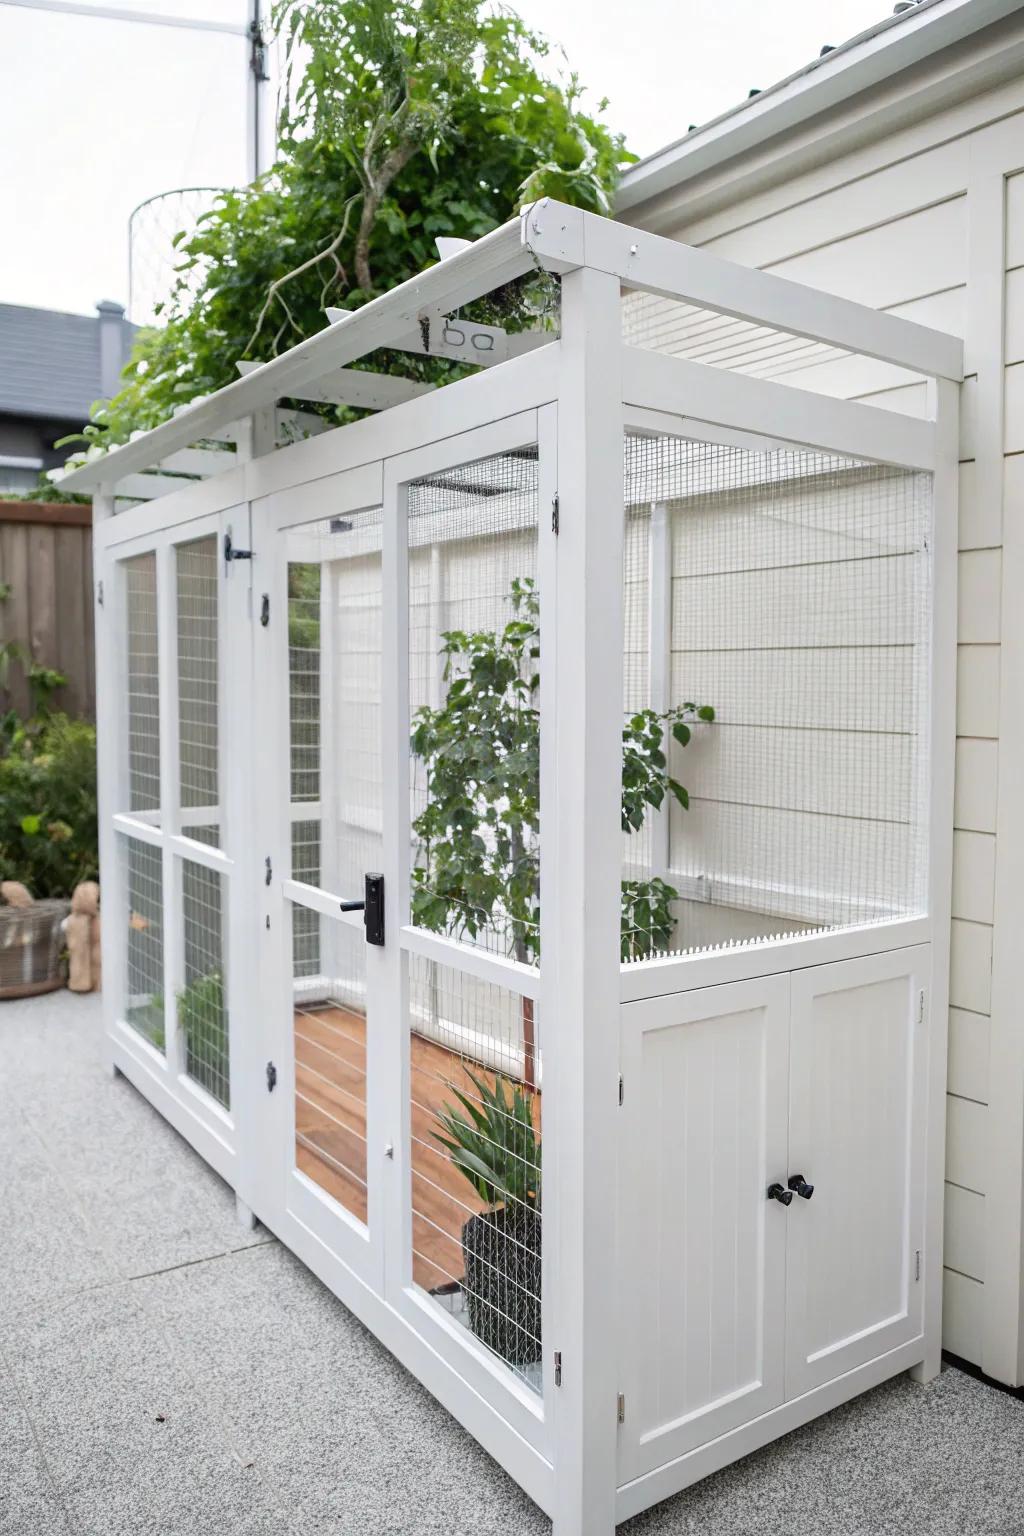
621, 703, 716, 833
411, 576, 540, 959
434, 1068, 540, 1210
68, 0, 632, 455
621, 876, 678, 963
177, 971, 225, 1047
0, 584, 68, 740
0, 715, 98, 896
410, 578, 714, 965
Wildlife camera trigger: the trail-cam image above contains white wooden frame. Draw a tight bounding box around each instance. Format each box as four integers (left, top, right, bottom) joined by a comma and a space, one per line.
86, 201, 961, 1536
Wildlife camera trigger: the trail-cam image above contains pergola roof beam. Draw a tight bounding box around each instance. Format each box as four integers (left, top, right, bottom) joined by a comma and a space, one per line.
57, 211, 546, 493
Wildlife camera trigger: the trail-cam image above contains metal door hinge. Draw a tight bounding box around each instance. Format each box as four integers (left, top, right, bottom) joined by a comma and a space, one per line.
918, 990, 925, 1025
260, 593, 270, 627
96, 579, 104, 607
915, 1249, 921, 1282
553, 1350, 562, 1387
248, 17, 269, 81
617, 1393, 625, 1425
265, 856, 272, 886
551, 494, 559, 534
266, 1061, 277, 1093
618, 1073, 624, 1106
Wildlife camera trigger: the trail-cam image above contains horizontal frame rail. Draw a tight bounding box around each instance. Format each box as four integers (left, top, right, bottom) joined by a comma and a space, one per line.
622, 344, 938, 468
59, 216, 537, 493
399, 925, 541, 1002
526, 202, 965, 382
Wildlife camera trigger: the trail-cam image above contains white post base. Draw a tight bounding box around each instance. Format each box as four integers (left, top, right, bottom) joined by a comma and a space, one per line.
235, 1194, 257, 1232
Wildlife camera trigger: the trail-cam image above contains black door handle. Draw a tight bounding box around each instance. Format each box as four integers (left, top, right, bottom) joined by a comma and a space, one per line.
767, 1182, 793, 1206
788, 1173, 814, 1200
339, 899, 364, 912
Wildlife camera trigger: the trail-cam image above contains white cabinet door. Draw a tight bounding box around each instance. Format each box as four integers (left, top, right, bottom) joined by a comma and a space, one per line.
618, 975, 790, 1483
785, 947, 928, 1398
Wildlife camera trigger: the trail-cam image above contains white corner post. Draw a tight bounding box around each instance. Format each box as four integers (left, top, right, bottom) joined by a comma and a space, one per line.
92, 485, 121, 1077
546, 267, 624, 1536
911, 374, 959, 1384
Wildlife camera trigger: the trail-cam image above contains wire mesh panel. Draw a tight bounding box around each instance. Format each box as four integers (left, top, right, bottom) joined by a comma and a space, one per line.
287, 508, 383, 906
124, 552, 160, 816
407, 448, 540, 968
292, 917, 368, 1226
176, 536, 220, 846
621, 431, 932, 959
409, 954, 542, 1392
285, 507, 383, 1220
120, 835, 164, 1051
402, 446, 543, 1390
180, 859, 229, 1108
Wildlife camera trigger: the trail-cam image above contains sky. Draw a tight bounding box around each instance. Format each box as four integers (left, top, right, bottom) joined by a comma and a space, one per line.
0, 0, 893, 319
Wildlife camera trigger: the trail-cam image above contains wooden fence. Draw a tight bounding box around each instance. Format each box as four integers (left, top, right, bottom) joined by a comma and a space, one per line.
0, 501, 95, 720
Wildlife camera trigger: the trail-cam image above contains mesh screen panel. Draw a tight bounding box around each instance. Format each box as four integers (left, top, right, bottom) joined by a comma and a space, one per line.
176, 536, 219, 847
287, 507, 384, 978
409, 954, 542, 1393
622, 432, 932, 957
407, 448, 539, 968
124, 553, 160, 816
121, 836, 164, 1051
181, 859, 228, 1107
292, 919, 368, 1227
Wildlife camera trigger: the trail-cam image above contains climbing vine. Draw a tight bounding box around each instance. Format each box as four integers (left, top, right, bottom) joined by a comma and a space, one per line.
67, 0, 632, 455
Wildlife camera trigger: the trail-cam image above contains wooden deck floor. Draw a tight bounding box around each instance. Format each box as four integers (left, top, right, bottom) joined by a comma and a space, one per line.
294, 1003, 539, 1292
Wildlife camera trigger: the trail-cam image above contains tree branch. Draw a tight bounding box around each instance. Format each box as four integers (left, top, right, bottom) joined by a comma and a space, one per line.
245, 194, 358, 357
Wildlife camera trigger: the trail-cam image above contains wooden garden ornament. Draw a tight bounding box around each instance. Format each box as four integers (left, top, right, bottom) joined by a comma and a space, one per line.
65, 881, 101, 993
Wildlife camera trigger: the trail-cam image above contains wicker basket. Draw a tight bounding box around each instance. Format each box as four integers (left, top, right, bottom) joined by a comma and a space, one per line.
0, 900, 70, 999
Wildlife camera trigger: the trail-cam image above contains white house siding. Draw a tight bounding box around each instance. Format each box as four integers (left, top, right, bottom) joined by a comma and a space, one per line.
622, 51, 1024, 1380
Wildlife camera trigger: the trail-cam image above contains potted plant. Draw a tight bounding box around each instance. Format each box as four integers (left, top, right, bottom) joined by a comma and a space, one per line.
434, 1068, 542, 1369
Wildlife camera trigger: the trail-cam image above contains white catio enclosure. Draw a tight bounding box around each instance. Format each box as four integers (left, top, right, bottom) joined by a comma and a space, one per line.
59, 199, 962, 1534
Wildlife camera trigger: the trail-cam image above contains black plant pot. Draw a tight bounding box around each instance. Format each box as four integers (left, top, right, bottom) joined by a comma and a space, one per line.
461, 1203, 542, 1368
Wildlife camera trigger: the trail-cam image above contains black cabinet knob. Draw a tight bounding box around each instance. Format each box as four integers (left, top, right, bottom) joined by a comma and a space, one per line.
767, 1182, 793, 1206
788, 1173, 814, 1200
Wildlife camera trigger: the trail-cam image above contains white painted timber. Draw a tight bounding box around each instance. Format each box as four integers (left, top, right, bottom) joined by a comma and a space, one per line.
786, 949, 927, 1396
948, 1007, 991, 1104
618, 976, 789, 1481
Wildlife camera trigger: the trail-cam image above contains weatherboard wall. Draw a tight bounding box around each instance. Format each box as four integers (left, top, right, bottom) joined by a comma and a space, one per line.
622, 50, 1024, 1382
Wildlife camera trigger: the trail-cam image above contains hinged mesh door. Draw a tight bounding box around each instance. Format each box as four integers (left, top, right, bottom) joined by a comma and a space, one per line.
404, 446, 544, 1393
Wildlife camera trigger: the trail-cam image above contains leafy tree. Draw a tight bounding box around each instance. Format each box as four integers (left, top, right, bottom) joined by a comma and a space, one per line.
70, 0, 631, 453
410, 578, 714, 979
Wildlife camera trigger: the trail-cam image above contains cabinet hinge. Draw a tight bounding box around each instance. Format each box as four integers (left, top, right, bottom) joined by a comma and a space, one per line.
617, 1393, 625, 1425
618, 1073, 624, 1106
553, 1350, 562, 1387
260, 593, 270, 627
265, 855, 272, 886
96, 579, 104, 607
915, 1249, 921, 1282
551, 494, 560, 535
918, 990, 925, 1025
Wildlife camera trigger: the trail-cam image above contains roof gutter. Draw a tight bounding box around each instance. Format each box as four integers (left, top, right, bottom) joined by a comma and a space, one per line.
616, 0, 1024, 215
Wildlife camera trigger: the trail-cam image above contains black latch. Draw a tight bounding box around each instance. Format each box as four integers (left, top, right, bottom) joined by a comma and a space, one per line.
266, 1061, 277, 1093
224, 531, 252, 564
364, 872, 385, 946
260, 593, 270, 627
340, 873, 385, 946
